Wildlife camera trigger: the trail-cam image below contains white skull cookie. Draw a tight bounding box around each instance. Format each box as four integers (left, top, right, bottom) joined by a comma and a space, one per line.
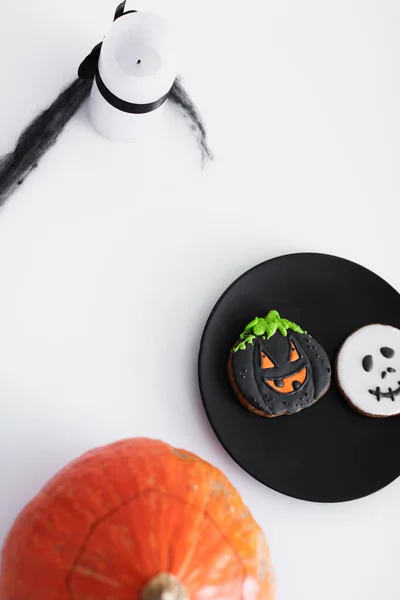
336, 324, 400, 417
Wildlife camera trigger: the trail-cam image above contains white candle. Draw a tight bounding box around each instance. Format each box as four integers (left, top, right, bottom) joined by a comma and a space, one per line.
88, 5, 179, 142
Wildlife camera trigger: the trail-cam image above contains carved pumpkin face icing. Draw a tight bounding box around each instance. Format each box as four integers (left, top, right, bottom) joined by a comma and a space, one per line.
262, 339, 307, 393
228, 311, 332, 417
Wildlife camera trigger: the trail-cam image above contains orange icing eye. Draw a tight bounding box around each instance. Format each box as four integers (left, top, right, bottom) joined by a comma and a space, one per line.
289, 343, 300, 363
261, 352, 275, 369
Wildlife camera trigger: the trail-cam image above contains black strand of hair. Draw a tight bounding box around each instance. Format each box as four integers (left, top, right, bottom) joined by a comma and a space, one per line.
169, 77, 213, 164
0, 75, 211, 207
0, 78, 92, 208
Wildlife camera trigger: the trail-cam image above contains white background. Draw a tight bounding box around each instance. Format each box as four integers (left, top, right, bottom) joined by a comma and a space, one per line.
0, 1, 399, 598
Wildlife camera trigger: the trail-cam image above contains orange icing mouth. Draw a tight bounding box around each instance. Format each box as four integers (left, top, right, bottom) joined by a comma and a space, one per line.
266, 367, 307, 394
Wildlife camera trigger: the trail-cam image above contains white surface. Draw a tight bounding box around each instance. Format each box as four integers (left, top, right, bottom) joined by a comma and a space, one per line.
89, 11, 178, 141
0, 1, 400, 598
337, 325, 400, 416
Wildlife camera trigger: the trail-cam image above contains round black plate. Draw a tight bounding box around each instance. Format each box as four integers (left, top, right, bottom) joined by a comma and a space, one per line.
199, 253, 400, 502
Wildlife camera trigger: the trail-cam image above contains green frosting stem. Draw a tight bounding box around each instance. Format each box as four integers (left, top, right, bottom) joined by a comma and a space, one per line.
232, 310, 306, 352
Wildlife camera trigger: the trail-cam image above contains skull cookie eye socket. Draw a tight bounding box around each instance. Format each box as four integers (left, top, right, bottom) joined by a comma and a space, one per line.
381, 347, 395, 359
289, 342, 300, 363
362, 355, 373, 372
261, 352, 275, 369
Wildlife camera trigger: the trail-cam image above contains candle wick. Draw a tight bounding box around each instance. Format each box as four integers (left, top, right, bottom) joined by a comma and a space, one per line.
136, 59, 141, 65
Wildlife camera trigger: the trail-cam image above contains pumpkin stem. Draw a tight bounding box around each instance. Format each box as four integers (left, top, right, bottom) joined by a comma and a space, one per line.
141, 573, 189, 600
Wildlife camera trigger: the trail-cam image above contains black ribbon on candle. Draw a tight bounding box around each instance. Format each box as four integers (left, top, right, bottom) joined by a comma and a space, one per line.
95, 70, 172, 114
78, 43, 173, 115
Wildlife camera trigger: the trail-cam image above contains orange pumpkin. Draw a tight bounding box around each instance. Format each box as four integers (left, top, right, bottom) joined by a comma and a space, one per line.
0, 438, 275, 600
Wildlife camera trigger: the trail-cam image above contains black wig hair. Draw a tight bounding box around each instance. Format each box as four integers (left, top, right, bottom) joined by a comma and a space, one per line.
0, 2, 211, 208
0, 79, 92, 206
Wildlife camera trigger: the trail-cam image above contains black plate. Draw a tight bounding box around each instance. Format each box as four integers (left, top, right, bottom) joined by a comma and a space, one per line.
198, 253, 400, 502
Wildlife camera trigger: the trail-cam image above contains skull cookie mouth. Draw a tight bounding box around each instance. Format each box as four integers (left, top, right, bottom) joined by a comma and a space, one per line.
369, 382, 400, 401
265, 366, 307, 394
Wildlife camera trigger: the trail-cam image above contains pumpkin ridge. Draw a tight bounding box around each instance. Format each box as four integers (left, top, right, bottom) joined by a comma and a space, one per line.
66, 489, 151, 596
66, 488, 249, 599
171, 501, 206, 580
202, 484, 269, 599
72, 566, 120, 587
173, 502, 246, 592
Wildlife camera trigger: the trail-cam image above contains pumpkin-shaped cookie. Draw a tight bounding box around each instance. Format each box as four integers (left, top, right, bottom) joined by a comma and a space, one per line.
0, 438, 275, 600
228, 310, 331, 417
